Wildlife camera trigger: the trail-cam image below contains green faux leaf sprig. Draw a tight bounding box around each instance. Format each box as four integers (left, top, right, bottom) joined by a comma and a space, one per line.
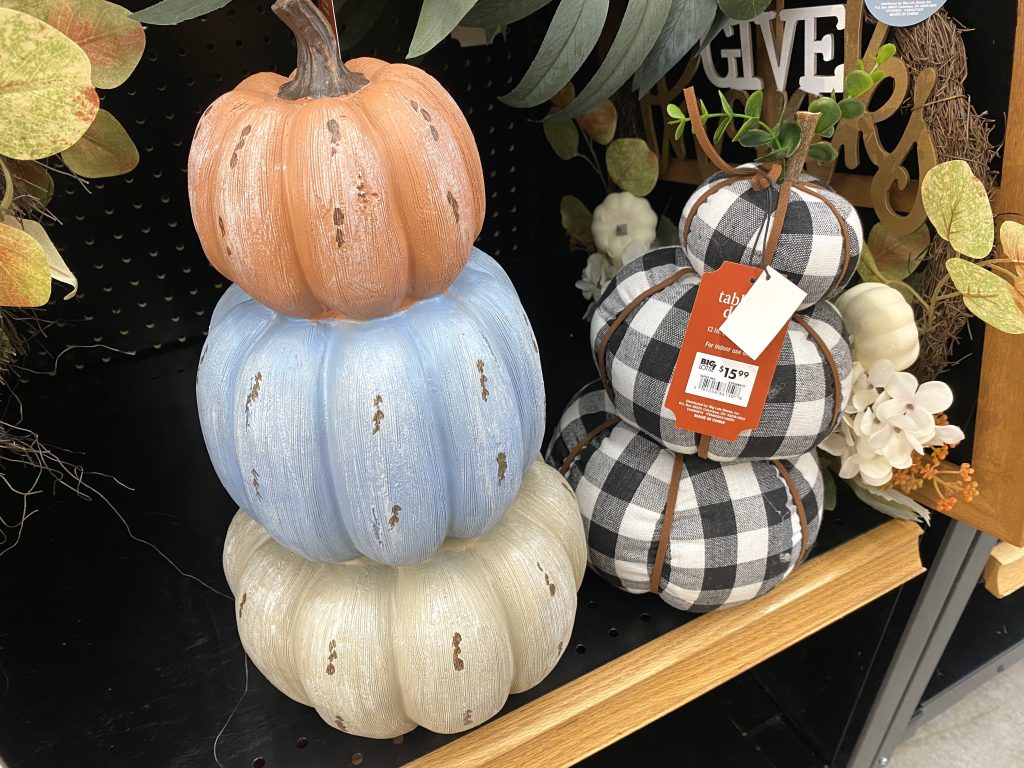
666, 43, 896, 167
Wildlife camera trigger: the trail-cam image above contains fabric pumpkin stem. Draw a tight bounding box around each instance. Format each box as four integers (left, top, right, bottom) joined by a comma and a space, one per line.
273, 0, 368, 100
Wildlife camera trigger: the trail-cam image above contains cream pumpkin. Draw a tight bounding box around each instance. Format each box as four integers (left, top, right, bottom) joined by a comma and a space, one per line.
223, 460, 587, 738
188, 0, 485, 319
835, 282, 920, 371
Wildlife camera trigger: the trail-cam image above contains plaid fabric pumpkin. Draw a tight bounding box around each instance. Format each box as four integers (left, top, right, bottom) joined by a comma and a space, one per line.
546, 382, 823, 612
680, 168, 862, 308
591, 246, 853, 461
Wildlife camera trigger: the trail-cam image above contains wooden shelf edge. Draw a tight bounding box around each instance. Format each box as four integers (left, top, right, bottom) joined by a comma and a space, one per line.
407, 519, 924, 768
984, 541, 1024, 598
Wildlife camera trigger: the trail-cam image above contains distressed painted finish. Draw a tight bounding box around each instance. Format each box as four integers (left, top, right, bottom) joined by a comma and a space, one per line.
188, 56, 485, 319
198, 249, 545, 565
223, 460, 587, 739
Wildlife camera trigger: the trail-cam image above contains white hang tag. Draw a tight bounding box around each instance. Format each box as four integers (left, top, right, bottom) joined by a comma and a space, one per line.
719, 266, 807, 360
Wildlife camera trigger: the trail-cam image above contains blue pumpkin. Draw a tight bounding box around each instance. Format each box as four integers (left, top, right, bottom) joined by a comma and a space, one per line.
197, 249, 545, 565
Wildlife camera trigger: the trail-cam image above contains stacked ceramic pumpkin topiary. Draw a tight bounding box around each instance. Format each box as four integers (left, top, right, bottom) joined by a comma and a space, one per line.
192, 0, 586, 739
547, 88, 859, 612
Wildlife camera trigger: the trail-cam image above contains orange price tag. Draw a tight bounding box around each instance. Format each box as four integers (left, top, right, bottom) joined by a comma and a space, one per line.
664, 262, 787, 442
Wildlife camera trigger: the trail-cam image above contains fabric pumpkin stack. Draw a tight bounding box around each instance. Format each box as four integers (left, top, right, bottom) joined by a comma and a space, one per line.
548, 92, 859, 613
191, 0, 585, 739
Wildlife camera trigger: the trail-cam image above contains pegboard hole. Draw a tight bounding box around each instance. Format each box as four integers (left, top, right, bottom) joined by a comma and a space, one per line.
587, 600, 598, 609
251, 753, 266, 765
351, 754, 364, 766
640, 613, 651, 622
608, 628, 619, 638
575, 644, 587, 654
392, 735, 404, 745
295, 736, 308, 749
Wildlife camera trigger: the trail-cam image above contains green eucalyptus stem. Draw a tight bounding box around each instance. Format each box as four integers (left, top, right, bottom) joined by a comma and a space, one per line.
580, 132, 609, 192
986, 262, 1022, 283
698, 112, 785, 151
0, 158, 12, 215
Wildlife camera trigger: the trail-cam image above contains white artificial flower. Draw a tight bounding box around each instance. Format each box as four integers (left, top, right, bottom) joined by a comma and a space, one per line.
819, 359, 962, 488
576, 251, 617, 318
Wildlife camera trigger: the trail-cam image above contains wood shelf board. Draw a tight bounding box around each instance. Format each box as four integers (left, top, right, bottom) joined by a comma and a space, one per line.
984, 541, 1024, 598
408, 518, 924, 768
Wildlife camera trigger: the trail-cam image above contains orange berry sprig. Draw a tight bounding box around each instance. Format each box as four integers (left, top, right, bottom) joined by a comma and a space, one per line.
888, 414, 979, 513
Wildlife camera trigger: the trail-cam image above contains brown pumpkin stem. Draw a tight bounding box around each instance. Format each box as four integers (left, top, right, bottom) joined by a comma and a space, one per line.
784, 111, 820, 181
272, 0, 368, 100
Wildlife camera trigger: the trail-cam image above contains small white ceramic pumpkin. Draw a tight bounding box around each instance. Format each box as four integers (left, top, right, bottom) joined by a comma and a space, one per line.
591, 191, 657, 262
223, 460, 586, 739
835, 282, 919, 371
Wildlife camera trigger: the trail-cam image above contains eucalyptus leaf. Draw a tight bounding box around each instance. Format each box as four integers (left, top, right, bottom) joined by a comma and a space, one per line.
717, 0, 770, 21
1000, 220, 1024, 265
559, 195, 593, 244
0, 218, 50, 307
0, 8, 98, 160
808, 97, 840, 135
922, 159, 994, 259
806, 142, 838, 163
551, 0, 672, 121
501, 0, 609, 109
777, 120, 800, 154
61, 108, 139, 178
20, 219, 76, 299
666, 103, 685, 120
542, 111, 579, 160
632, 0, 717, 94
5, 159, 54, 211
460, 0, 551, 27
845, 69, 873, 98
130, 0, 230, 24
946, 258, 1024, 334
838, 96, 866, 120
606, 138, 659, 197
744, 89, 763, 118
876, 42, 896, 64
738, 128, 772, 147
577, 100, 617, 145
654, 213, 680, 247
733, 116, 758, 141
849, 478, 930, 524
713, 115, 730, 143
408, 0, 479, 58
822, 467, 837, 512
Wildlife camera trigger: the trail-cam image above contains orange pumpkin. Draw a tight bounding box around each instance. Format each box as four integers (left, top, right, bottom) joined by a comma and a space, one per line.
188, 0, 485, 319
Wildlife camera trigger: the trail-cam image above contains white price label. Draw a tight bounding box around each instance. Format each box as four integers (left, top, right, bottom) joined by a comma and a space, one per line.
684, 352, 759, 407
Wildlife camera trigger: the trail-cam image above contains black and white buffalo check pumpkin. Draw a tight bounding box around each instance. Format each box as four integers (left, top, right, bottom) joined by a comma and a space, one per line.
591, 246, 853, 462
680, 169, 862, 308
547, 382, 823, 612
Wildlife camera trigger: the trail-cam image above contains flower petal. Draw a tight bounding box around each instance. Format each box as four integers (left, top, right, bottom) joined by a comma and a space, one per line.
914, 381, 954, 413
885, 371, 919, 400
868, 359, 895, 387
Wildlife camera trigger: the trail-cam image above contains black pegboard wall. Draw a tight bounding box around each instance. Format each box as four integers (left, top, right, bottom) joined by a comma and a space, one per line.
28, 1, 542, 374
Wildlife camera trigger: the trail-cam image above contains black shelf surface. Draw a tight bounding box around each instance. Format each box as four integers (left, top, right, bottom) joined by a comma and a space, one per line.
0, 340, 894, 768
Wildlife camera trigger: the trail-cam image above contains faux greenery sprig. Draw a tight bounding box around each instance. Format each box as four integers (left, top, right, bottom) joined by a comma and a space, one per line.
665, 43, 897, 168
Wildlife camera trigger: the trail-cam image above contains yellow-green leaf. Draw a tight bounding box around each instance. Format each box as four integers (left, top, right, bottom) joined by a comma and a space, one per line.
1000, 220, 1024, 268
946, 257, 1024, 334
0, 8, 99, 160
606, 138, 659, 197
543, 110, 579, 160
20, 218, 76, 299
1, 0, 146, 89
61, 108, 138, 178
560, 195, 593, 245
576, 100, 617, 145
921, 159, 994, 259
0, 219, 51, 306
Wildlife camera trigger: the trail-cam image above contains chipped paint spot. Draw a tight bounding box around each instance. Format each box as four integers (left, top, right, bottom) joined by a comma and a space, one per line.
410, 99, 419, 112
334, 715, 347, 731
356, 174, 380, 203
537, 563, 557, 596
245, 371, 262, 428
251, 468, 262, 501
333, 206, 345, 248
229, 124, 252, 169
388, 505, 400, 530
327, 118, 342, 156
462, 709, 473, 726
372, 517, 383, 546
238, 592, 247, 617
476, 359, 489, 402
558, 641, 564, 654
447, 189, 460, 223
420, 108, 432, 122
430, 124, 439, 142
217, 216, 232, 256
496, 452, 507, 484
372, 394, 384, 434
326, 639, 338, 675
452, 632, 465, 671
